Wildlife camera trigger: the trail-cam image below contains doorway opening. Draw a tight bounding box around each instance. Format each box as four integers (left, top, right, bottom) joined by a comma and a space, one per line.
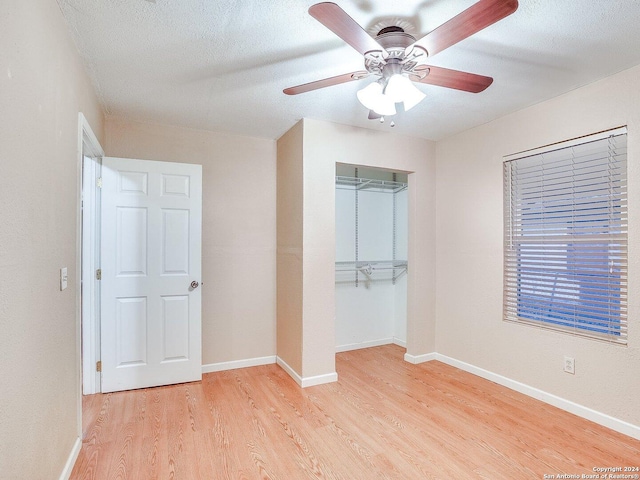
78, 113, 104, 396
335, 164, 408, 353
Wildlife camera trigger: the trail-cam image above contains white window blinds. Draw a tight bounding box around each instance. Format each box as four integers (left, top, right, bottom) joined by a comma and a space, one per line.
503, 128, 628, 344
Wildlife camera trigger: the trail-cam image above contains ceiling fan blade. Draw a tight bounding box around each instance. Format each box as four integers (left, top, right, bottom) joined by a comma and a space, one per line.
309, 2, 387, 56
284, 71, 368, 95
412, 0, 518, 57
411, 65, 493, 93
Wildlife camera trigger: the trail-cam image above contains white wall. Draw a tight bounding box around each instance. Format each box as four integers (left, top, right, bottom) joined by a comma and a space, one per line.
0, 0, 104, 478
335, 184, 408, 350
436, 63, 640, 426
105, 117, 277, 367
394, 189, 408, 342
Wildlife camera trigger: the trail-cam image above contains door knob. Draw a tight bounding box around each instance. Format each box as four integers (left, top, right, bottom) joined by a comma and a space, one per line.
190, 281, 199, 289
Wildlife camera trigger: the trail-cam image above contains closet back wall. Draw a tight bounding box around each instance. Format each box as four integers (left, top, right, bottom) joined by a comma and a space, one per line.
105, 117, 277, 366
335, 175, 408, 350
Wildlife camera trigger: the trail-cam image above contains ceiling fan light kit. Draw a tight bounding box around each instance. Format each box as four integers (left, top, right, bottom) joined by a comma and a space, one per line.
356, 71, 426, 115
354, 56, 426, 114
284, 0, 518, 123
384, 73, 426, 110
357, 81, 396, 116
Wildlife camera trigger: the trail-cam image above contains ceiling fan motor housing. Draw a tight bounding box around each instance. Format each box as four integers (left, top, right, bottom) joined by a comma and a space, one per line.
364, 28, 425, 79
376, 29, 416, 55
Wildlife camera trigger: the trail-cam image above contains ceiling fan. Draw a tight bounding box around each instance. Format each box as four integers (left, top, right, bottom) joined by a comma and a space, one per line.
284, 0, 518, 120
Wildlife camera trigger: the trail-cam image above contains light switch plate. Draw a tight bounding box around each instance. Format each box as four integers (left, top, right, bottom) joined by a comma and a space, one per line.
60, 267, 68, 291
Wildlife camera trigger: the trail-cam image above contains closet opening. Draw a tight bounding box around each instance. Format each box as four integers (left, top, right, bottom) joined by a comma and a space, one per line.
335, 164, 408, 353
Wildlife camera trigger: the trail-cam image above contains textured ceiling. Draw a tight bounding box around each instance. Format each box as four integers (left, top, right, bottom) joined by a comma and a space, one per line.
57, 0, 640, 141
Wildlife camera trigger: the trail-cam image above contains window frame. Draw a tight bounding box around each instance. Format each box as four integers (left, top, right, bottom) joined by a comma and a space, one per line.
503, 127, 628, 345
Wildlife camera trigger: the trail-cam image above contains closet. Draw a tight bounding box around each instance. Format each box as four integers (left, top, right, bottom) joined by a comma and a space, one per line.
335, 164, 408, 352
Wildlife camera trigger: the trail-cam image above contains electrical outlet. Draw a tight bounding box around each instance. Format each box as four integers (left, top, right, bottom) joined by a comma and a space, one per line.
563, 356, 575, 375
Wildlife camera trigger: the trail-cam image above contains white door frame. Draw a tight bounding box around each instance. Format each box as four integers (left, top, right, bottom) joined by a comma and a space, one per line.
77, 113, 104, 398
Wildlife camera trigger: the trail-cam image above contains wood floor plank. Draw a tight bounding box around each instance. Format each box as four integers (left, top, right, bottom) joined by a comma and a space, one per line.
71, 345, 640, 479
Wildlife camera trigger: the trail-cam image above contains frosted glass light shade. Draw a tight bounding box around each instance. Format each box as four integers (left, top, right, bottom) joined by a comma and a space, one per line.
357, 82, 396, 116
402, 83, 426, 111
356, 82, 381, 109
385, 74, 426, 111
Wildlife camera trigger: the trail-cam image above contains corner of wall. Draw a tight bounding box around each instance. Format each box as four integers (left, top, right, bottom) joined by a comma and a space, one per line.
276, 120, 305, 376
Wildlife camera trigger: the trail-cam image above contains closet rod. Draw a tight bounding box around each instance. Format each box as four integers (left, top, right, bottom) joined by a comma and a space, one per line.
335, 262, 408, 283
335, 261, 408, 274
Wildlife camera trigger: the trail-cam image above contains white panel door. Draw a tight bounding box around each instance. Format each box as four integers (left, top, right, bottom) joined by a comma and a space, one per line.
101, 157, 202, 392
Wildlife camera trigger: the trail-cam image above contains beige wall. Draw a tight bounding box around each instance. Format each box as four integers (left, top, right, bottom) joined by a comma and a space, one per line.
105, 118, 277, 366
293, 119, 437, 379
0, 0, 104, 478
276, 122, 304, 374
436, 64, 640, 426
3, 3, 637, 477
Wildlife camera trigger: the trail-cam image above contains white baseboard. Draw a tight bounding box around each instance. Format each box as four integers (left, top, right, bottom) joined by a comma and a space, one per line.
336, 337, 393, 353
404, 352, 436, 364
276, 356, 303, 385
393, 337, 407, 348
302, 372, 338, 388
202, 355, 276, 374
433, 353, 640, 441
59, 436, 81, 480
203, 348, 640, 440
276, 356, 338, 388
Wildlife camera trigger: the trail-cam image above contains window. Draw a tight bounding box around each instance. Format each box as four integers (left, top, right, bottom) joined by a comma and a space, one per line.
503, 128, 627, 344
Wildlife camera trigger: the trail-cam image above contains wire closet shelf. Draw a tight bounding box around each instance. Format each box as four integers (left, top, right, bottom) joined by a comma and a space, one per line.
335, 260, 408, 282
335, 175, 407, 194
335, 173, 408, 286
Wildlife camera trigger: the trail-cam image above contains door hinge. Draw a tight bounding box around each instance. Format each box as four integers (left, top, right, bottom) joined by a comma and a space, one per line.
96, 268, 101, 280
96, 361, 102, 372
96, 177, 102, 188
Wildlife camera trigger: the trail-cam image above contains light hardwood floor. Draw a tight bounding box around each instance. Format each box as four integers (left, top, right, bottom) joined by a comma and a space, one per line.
71, 345, 640, 479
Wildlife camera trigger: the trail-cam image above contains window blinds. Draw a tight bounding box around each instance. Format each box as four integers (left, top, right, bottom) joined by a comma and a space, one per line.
503, 128, 627, 344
